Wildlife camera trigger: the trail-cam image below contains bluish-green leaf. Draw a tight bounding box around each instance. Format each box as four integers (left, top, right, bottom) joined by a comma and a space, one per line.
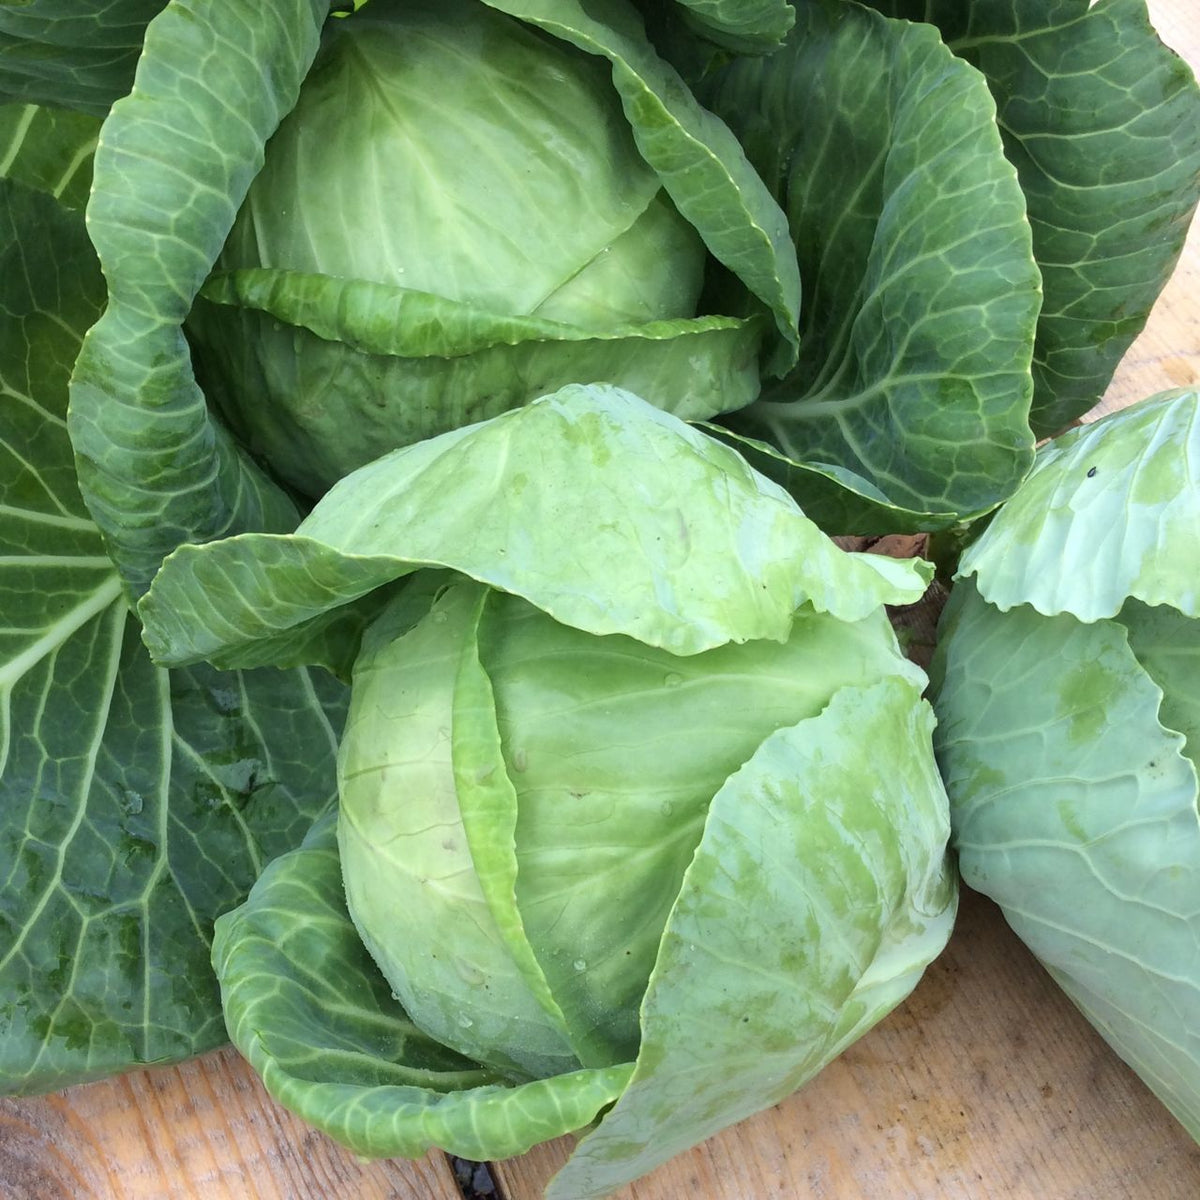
957, 390, 1200, 620
0, 167, 347, 1094
933, 581, 1200, 1140
862, 0, 1200, 434
68, 0, 333, 596
700, 0, 1039, 531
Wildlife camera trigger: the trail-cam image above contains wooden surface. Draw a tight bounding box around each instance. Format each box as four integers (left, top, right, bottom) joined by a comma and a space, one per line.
0, 1046, 463, 1200
3, 5, 1199, 1199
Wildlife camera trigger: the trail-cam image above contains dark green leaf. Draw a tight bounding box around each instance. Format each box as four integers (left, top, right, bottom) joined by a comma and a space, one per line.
862, 0, 1200, 434
658, 0, 795, 54
699, 0, 1040, 531
0, 170, 348, 1094
0, 0, 166, 116
0, 102, 99, 209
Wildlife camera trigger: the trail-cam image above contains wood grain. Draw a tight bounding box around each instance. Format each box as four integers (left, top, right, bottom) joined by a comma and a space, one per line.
2, 5, 1198, 1200
0, 1046, 462, 1200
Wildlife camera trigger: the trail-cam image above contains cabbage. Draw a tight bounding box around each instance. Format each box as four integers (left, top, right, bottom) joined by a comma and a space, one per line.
3, 0, 1200, 1191
184, 0, 766, 496
135, 386, 955, 1197
932, 389, 1200, 1138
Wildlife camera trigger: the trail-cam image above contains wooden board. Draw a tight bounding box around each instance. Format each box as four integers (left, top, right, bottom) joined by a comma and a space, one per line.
2, 5, 1199, 1198
0, 1044, 463, 1199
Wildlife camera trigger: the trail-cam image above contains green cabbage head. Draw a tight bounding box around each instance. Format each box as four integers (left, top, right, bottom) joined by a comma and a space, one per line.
139, 386, 955, 1198
338, 577, 946, 1081
184, 0, 777, 496
209, 575, 955, 1198
932, 388, 1200, 1140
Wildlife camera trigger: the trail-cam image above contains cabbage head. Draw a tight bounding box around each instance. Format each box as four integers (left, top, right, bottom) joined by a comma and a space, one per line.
183, 0, 776, 496
139, 385, 956, 1198
932, 388, 1200, 1139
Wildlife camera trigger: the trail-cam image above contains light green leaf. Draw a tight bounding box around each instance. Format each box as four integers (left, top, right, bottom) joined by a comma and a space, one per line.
0, 0, 166, 116
190, 269, 762, 496
958, 390, 1200, 620
863, 0, 1200, 435
933, 581, 1200, 1140
479, 591, 926, 1071
213, 813, 635, 1160
137, 385, 932, 669
338, 583, 579, 1079
482, 0, 802, 373
0, 173, 348, 1093
699, 0, 1039, 530
215, 1, 693, 328
68, 0, 333, 595
545, 676, 955, 1199
198, 269, 752, 362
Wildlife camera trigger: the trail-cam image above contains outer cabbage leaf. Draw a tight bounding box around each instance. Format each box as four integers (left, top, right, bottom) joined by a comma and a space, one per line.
189, 270, 763, 497
67, 0, 333, 596
863, 0, 1200, 435
0, 103, 99, 210
547, 676, 955, 1199
933, 581, 1200, 1139
0, 129, 348, 1094
213, 814, 635, 1160
958, 390, 1200, 620
1124, 599, 1200, 761
197, 273, 755, 365
481, 0, 801, 374
137, 385, 933, 671
0, 0, 166, 116
698, 0, 1039, 532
